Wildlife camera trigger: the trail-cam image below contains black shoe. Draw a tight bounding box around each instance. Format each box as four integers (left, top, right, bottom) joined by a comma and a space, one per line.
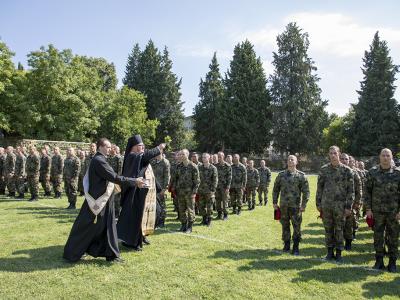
201, 216, 207, 225
237, 208, 241, 215
133, 247, 143, 252
344, 239, 352, 251
185, 222, 193, 234
17, 193, 24, 199
335, 249, 343, 263
387, 257, 397, 273
106, 257, 125, 263
292, 239, 300, 256
325, 247, 335, 260
283, 241, 290, 252
216, 212, 222, 220
66, 204, 76, 209
232, 207, 237, 215
28, 196, 38, 202
179, 223, 187, 232
373, 255, 385, 270
158, 221, 165, 228
223, 213, 228, 221
206, 217, 212, 227
143, 236, 151, 245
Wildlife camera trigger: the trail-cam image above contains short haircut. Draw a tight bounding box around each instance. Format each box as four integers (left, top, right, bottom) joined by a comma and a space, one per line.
97, 138, 110, 149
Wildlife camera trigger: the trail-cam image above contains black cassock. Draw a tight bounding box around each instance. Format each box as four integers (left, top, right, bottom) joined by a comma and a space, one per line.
63, 152, 136, 262
117, 146, 160, 248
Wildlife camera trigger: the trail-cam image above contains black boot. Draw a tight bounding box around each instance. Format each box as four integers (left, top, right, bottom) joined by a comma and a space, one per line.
66, 203, 76, 209
143, 236, 151, 245
179, 222, 187, 232
207, 217, 212, 227
292, 239, 300, 256
201, 216, 207, 225
373, 255, 385, 270
217, 211, 222, 220
232, 207, 237, 214
283, 241, 290, 252
185, 222, 193, 234
325, 247, 335, 260
237, 207, 241, 215
387, 257, 397, 273
344, 239, 352, 251
335, 249, 343, 263
223, 212, 228, 221
29, 195, 38, 202
158, 219, 165, 228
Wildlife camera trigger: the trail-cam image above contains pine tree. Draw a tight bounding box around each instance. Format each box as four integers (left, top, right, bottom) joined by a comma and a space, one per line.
224, 40, 272, 153
349, 32, 400, 155
270, 22, 329, 156
193, 53, 225, 152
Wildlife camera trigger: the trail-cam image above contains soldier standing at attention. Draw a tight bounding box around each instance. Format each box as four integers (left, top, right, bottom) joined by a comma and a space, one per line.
26, 146, 40, 201
246, 160, 260, 210
39, 147, 52, 197
215, 152, 232, 220
241, 157, 248, 204
51, 147, 64, 199
198, 153, 218, 226
0, 147, 6, 195
5, 146, 16, 197
191, 152, 202, 215
63, 147, 81, 209
258, 160, 271, 206
273, 155, 310, 255
14, 147, 27, 199
226, 155, 233, 166
316, 146, 354, 262
365, 148, 400, 273
230, 154, 247, 215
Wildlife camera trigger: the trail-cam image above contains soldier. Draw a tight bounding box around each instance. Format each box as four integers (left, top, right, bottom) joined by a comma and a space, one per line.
4, 146, 16, 197
349, 155, 363, 242
198, 153, 218, 226
212, 154, 218, 165
50, 147, 64, 199
39, 147, 52, 196
365, 148, 400, 273
150, 152, 171, 228
273, 155, 310, 255
14, 147, 26, 199
78, 150, 86, 196
171, 149, 200, 233
226, 155, 233, 166
230, 154, 247, 215
63, 147, 81, 209
215, 151, 232, 220
191, 152, 202, 215
241, 157, 248, 204
316, 146, 354, 262
258, 160, 271, 206
246, 160, 260, 210
26, 146, 40, 201
0, 147, 6, 195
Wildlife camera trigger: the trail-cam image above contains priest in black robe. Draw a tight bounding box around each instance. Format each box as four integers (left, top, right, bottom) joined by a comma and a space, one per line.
63, 138, 142, 263
117, 134, 165, 251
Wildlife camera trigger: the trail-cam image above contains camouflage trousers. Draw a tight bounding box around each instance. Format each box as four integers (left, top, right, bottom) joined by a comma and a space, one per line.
64, 178, 78, 205
27, 175, 39, 197
6, 174, 16, 193
230, 188, 243, 208
40, 174, 51, 194
373, 212, 399, 258
281, 206, 302, 242
344, 208, 360, 240
199, 193, 215, 217
322, 206, 346, 250
0, 176, 6, 193
215, 187, 229, 214
177, 190, 195, 224
246, 187, 257, 208
14, 176, 26, 195
258, 185, 269, 204
51, 175, 63, 194
157, 192, 166, 221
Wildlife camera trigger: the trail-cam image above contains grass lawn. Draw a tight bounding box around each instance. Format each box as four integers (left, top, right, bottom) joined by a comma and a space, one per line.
0, 173, 399, 299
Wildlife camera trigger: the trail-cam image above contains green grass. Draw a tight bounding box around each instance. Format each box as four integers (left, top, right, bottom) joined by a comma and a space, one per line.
0, 173, 399, 299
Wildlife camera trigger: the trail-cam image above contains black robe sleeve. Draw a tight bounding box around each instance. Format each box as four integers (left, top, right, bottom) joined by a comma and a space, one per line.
95, 157, 136, 187
142, 147, 161, 165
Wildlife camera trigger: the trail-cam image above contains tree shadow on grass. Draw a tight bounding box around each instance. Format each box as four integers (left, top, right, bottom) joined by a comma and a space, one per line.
11, 206, 78, 223
0, 245, 113, 272
362, 276, 400, 298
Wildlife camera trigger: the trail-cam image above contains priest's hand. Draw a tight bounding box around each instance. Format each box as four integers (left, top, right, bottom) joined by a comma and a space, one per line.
158, 143, 166, 151
135, 177, 146, 188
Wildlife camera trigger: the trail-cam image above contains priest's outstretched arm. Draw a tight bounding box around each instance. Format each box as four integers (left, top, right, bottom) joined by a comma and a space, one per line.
142, 143, 166, 164
95, 157, 137, 187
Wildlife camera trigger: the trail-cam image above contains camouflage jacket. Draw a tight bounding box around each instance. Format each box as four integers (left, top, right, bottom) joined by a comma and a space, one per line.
14, 154, 26, 177
231, 163, 247, 189
63, 156, 81, 180
4, 152, 16, 175
258, 167, 272, 187
216, 161, 232, 189
273, 169, 310, 209
364, 165, 400, 213
50, 154, 64, 177
26, 154, 40, 176
198, 163, 218, 194
171, 161, 200, 194
352, 168, 362, 206
40, 155, 51, 176
150, 158, 171, 190
246, 168, 260, 188
316, 163, 355, 210
107, 154, 123, 175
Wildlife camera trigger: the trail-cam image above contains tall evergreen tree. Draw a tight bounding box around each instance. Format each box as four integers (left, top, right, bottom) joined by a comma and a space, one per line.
224, 40, 272, 153
193, 53, 225, 152
349, 32, 400, 155
123, 43, 141, 88
270, 22, 329, 155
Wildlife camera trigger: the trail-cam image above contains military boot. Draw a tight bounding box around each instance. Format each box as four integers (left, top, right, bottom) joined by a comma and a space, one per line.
373, 255, 385, 270
185, 222, 193, 234
283, 241, 290, 252
387, 257, 397, 273
292, 239, 300, 256
207, 217, 212, 227
223, 212, 228, 221
179, 222, 187, 232
325, 247, 335, 260
344, 239, 352, 251
201, 216, 207, 225
335, 249, 343, 263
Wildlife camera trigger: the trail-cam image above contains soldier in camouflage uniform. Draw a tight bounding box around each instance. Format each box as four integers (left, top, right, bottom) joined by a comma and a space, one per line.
273, 155, 310, 255
150, 153, 170, 227
349, 156, 363, 243
77, 150, 86, 196
246, 160, 260, 210
212, 154, 218, 166
0, 147, 6, 195
226, 155, 232, 166
26, 146, 40, 201
39, 147, 52, 196
198, 153, 218, 226
63, 147, 81, 209
50, 147, 64, 198
358, 161, 368, 216
241, 157, 248, 204
230, 154, 247, 215
4, 146, 16, 197
316, 146, 354, 262
215, 151, 232, 220
258, 160, 271, 206
14, 147, 27, 199
171, 149, 200, 233
191, 153, 202, 215
365, 148, 400, 273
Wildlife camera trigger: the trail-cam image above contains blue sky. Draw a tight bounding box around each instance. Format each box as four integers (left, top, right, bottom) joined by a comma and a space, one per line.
1, 0, 399, 116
